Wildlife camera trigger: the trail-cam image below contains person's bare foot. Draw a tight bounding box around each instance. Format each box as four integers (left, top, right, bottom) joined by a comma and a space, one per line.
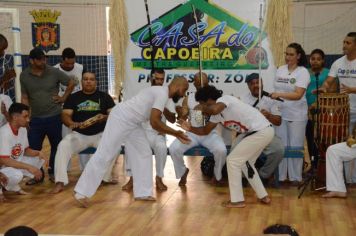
259, 196, 271, 205
221, 200, 246, 208
17, 189, 30, 195
210, 177, 226, 186
0, 193, 6, 202
74, 193, 89, 208
134, 196, 156, 201
50, 182, 64, 194
178, 168, 189, 186
322, 191, 347, 198
122, 177, 133, 191
110, 177, 119, 185
156, 176, 167, 191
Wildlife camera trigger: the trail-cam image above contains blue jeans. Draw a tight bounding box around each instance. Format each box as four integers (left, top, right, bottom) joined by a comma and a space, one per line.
28, 114, 62, 174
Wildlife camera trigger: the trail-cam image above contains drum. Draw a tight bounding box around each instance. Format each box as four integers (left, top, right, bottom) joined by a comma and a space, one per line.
317, 93, 349, 152
315, 93, 349, 188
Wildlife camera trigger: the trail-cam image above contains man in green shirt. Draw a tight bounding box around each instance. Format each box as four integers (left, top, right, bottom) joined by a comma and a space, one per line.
20, 48, 75, 182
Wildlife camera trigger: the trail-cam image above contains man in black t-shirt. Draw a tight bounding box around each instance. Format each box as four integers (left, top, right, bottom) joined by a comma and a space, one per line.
51, 72, 116, 194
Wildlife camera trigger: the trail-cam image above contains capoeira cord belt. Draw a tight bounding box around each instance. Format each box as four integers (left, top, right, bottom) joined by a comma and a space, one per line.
243, 130, 258, 179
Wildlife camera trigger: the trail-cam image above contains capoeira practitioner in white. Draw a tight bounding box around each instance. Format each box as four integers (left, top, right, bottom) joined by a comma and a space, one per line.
51, 72, 116, 194
54, 47, 90, 170
122, 69, 176, 191
74, 76, 190, 207
170, 72, 227, 186
322, 140, 356, 198
319, 32, 356, 183
0, 103, 44, 201
179, 85, 274, 208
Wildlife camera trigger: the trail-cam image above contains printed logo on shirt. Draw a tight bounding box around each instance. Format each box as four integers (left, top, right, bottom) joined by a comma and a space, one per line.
223, 120, 248, 133
11, 143, 23, 160
290, 78, 296, 84
338, 68, 356, 76
77, 100, 100, 112
276, 77, 290, 84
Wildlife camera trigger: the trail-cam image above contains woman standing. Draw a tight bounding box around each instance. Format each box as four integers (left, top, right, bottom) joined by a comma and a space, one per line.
305, 49, 329, 167
271, 43, 310, 184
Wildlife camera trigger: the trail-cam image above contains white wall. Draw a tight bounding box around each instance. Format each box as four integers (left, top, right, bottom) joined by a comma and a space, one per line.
1, 0, 355, 56
0, 1, 108, 55
292, 0, 356, 54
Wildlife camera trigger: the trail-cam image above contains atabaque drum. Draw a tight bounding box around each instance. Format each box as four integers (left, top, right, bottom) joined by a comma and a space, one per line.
317, 93, 349, 153
315, 93, 349, 188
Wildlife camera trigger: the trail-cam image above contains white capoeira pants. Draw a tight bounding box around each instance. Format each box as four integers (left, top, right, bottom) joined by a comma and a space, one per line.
74, 109, 153, 198
62, 124, 90, 171
344, 115, 356, 183
228, 126, 274, 202
276, 119, 307, 182
326, 142, 356, 192
125, 128, 167, 178
54, 131, 116, 185
169, 131, 227, 181
0, 156, 44, 192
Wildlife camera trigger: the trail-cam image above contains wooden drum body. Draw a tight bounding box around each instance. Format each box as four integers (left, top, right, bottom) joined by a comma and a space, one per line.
315, 93, 349, 188
317, 93, 350, 153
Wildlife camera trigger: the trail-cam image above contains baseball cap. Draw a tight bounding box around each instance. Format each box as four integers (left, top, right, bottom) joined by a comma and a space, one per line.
245, 73, 260, 83
29, 48, 45, 60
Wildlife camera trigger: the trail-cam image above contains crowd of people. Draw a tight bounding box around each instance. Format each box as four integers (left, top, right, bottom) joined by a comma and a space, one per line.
0, 32, 355, 208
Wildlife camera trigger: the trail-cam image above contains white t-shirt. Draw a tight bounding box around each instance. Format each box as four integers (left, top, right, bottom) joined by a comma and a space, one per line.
0, 94, 12, 127
54, 63, 83, 96
142, 97, 177, 133
114, 86, 169, 124
209, 95, 270, 133
274, 64, 310, 121
0, 124, 28, 161
240, 92, 281, 117
329, 55, 356, 114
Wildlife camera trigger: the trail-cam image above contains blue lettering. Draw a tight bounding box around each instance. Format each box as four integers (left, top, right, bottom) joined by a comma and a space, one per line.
138, 74, 148, 83
241, 32, 255, 47
137, 22, 164, 47
180, 22, 207, 46
200, 22, 226, 46
155, 22, 184, 47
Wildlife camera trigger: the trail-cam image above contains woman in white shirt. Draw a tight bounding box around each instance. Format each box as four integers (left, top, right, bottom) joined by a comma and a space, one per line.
271, 43, 310, 184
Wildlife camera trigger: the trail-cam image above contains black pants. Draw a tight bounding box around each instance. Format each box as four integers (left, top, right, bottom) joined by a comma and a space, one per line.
305, 119, 319, 168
